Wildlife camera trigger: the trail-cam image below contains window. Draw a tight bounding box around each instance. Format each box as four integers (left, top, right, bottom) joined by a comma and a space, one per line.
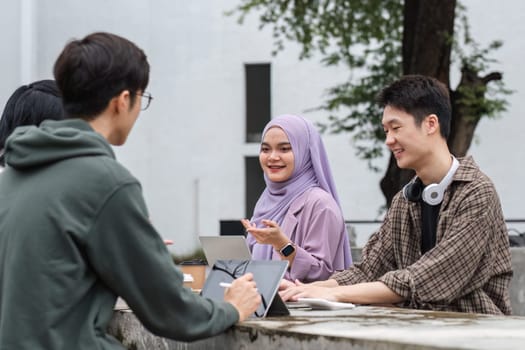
245, 63, 271, 143
245, 156, 265, 218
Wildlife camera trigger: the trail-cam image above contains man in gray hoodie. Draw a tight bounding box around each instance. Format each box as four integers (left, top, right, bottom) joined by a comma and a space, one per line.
0, 32, 260, 350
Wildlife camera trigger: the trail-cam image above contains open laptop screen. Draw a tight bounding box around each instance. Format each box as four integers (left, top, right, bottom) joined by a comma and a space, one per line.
199, 236, 252, 267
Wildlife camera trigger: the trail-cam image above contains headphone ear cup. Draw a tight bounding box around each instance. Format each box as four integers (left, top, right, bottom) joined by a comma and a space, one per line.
422, 183, 443, 206
403, 179, 422, 202
420, 157, 460, 205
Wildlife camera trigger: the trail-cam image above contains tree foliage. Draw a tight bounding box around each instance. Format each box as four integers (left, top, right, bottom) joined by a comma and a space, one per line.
229, 0, 510, 205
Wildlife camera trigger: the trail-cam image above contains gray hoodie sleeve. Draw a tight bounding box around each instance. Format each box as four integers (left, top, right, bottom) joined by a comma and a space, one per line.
84, 182, 239, 341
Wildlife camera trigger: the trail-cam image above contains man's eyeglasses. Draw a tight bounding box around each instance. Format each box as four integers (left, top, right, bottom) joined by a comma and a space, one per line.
138, 91, 153, 111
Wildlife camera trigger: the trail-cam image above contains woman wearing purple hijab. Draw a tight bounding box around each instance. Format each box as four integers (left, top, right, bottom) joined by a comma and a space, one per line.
242, 114, 352, 282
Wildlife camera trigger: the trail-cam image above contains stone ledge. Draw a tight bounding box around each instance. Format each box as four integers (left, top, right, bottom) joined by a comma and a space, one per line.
109, 306, 525, 350
509, 247, 525, 315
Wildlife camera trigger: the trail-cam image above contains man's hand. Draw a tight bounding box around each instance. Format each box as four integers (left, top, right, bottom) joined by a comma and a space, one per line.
278, 278, 298, 291
281, 280, 404, 305
279, 278, 339, 301
279, 283, 337, 302
224, 273, 262, 322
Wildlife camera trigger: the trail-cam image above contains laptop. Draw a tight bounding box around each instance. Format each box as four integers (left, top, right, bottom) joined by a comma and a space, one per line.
201, 259, 290, 317
199, 235, 252, 267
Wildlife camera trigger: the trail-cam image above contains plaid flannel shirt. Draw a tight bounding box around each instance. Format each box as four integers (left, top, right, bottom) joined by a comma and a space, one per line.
332, 156, 512, 315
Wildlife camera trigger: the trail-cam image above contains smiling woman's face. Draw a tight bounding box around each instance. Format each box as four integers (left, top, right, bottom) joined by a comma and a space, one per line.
259, 126, 295, 183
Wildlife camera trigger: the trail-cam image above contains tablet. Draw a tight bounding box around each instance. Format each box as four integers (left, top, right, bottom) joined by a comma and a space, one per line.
201, 259, 290, 318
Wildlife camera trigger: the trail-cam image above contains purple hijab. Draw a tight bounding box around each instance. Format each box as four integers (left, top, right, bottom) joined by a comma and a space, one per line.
248, 114, 351, 266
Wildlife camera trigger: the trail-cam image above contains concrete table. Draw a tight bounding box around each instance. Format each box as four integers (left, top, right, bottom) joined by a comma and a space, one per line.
109, 305, 525, 350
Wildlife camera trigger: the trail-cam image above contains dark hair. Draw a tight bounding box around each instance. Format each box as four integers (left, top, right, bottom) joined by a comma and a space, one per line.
53, 32, 150, 120
377, 75, 451, 139
0, 79, 65, 165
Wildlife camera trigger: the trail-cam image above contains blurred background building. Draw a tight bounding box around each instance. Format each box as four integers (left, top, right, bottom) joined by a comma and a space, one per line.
1, 0, 523, 255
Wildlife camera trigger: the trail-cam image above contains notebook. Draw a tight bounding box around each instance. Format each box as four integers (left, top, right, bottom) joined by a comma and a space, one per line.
201, 259, 290, 318
199, 235, 252, 267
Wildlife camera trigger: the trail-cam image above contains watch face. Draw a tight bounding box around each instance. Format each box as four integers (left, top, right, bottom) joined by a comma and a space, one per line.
281, 243, 295, 257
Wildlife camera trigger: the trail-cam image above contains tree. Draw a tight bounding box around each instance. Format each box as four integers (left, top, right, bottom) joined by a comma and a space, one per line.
229, 0, 510, 207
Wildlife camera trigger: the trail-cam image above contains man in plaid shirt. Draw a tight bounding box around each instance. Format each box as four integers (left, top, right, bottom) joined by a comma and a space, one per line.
280, 75, 512, 315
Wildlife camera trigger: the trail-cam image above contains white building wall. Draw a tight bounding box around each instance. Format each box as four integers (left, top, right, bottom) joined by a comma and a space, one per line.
0, 0, 523, 254
460, 0, 525, 222
0, 1, 23, 99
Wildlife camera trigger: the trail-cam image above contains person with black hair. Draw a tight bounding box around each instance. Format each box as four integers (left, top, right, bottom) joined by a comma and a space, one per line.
280, 75, 512, 315
0, 32, 260, 350
0, 79, 64, 167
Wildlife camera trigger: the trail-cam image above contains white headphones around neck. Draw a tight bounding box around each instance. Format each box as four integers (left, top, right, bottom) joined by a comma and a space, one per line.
403, 156, 459, 206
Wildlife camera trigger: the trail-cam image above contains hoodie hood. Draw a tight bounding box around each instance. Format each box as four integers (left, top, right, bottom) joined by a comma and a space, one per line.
5, 119, 115, 170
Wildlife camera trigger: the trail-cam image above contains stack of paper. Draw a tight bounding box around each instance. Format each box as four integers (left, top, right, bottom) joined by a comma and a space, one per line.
183, 273, 194, 283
